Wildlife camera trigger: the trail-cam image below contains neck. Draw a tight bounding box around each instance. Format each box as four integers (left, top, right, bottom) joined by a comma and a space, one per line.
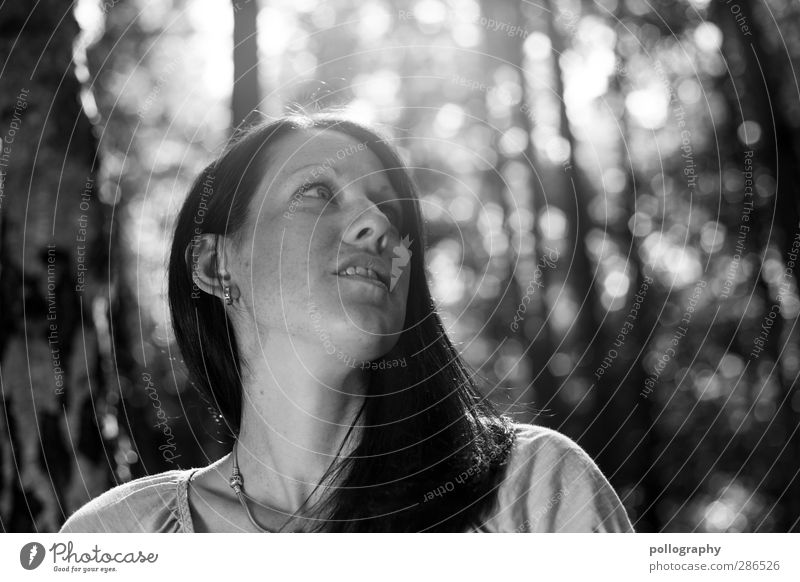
233, 334, 367, 515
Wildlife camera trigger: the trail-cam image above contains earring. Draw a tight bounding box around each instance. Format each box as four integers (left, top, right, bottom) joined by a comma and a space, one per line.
224, 286, 232, 305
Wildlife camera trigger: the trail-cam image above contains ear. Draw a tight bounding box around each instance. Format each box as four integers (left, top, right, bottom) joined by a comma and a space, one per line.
185, 233, 236, 301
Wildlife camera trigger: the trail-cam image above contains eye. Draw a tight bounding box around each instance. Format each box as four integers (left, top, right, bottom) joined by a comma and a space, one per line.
299, 181, 335, 201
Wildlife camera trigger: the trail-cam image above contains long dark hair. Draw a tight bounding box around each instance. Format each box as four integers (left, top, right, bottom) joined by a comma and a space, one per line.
168, 112, 516, 531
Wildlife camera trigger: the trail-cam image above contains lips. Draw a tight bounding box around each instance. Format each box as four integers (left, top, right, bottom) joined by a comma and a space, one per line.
335, 254, 390, 290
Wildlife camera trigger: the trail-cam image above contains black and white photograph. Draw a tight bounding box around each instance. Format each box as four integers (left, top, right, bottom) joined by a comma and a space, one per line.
1, 0, 799, 563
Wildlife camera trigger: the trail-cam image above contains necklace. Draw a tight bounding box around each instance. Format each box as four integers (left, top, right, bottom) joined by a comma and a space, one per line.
229, 439, 316, 532
228, 401, 365, 533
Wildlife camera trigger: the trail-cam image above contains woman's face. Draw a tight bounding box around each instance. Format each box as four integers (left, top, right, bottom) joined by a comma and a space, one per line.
229, 128, 412, 364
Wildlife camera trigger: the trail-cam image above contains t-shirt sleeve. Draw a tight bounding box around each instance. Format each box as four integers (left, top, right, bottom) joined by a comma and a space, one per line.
58, 471, 186, 533
59, 500, 125, 533
493, 424, 634, 532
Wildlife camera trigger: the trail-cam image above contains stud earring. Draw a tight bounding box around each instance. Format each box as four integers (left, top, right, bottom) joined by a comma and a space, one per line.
224, 286, 232, 305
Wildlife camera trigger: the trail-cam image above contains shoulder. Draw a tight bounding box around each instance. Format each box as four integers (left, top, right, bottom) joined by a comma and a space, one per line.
508, 422, 598, 471
59, 469, 192, 533
486, 423, 634, 532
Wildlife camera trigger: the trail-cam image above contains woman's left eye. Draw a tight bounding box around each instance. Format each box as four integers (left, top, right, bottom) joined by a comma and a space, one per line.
300, 182, 335, 200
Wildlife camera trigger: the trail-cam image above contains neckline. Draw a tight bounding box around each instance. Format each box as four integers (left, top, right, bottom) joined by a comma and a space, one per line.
177, 468, 200, 533
173, 426, 526, 534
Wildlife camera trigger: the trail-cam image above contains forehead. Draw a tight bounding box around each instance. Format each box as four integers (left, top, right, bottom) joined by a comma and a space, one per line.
260, 128, 392, 191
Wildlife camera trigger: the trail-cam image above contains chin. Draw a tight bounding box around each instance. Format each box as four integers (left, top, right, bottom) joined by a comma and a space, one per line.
307, 293, 404, 357
329, 322, 402, 362
333, 295, 401, 331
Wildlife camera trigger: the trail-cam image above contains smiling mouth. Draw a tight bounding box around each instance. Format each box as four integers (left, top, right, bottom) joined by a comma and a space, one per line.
336, 268, 389, 292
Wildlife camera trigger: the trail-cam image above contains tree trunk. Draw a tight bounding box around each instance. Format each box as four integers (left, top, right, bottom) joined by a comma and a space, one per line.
539, 0, 608, 440
712, 0, 800, 532
232, 0, 260, 131
0, 2, 114, 531
591, 6, 664, 532
479, 0, 560, 423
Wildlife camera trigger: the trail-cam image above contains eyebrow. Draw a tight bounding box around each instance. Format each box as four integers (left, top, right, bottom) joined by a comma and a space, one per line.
286, 163, 340, 179
288, 165, 397, 198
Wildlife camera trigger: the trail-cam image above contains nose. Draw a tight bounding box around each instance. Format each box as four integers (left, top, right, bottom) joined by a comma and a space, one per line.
343, 202, 395, 255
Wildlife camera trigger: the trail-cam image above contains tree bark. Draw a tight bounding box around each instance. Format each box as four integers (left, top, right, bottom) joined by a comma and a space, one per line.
479, 0, 560, 423
232, 0, 261, 131
0, 1, 113, 531
712, 0, 800, 532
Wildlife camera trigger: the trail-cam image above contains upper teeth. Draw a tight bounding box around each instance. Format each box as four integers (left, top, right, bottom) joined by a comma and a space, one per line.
339, 266, 382, 284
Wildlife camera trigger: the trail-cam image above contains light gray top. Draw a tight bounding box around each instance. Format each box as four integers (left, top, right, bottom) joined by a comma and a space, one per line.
59, 423, 635, 533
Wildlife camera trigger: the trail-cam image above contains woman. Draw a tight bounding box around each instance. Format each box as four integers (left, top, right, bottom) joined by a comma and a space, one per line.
60, 113, 634, 533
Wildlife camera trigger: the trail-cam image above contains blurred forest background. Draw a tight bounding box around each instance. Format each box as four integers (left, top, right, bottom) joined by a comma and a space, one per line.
1, 0, 799, 533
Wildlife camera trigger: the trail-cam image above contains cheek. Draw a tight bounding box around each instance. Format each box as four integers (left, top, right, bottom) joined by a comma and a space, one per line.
247, 255, 316, 334
246, 224, 317, 296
